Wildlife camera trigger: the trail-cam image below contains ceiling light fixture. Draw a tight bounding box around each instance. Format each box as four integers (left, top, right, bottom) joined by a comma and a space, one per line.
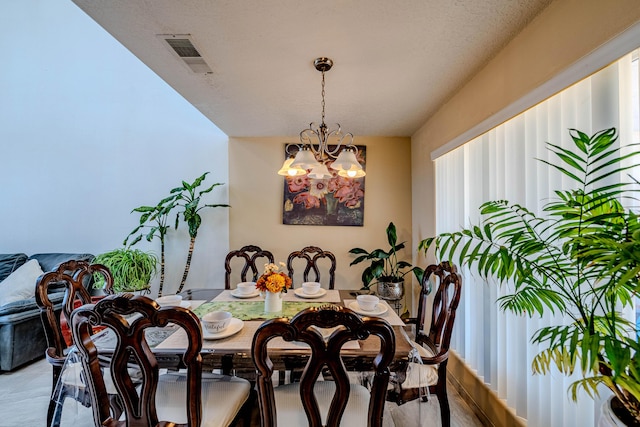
278, 57, 365, 179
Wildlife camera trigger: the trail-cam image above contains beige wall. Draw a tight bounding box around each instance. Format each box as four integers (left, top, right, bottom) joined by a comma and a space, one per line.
411, 0, 640, 424
229, 136, 413, 292
412, 0, 640, 261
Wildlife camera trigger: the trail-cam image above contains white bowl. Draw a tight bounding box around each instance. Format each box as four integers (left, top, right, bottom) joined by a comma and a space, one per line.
302, 282, 321, 295
202, 311, 232, 333
356, 295, 379, 312
156, 295, 183, 307
236, 282, 256, 295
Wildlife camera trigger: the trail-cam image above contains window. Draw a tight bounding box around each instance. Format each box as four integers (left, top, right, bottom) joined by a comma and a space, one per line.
434, 51, 639, 427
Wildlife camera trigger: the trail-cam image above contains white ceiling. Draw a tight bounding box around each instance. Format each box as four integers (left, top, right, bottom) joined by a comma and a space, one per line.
72, 0, 552, 138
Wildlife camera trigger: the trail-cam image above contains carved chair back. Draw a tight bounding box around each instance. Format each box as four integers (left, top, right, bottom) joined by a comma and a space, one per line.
390, 261, 462, 427
35, 260, 113, 427
252, 305, 395, 427
224, 245, 275, 289
71, 294, 203, 427
414, 261, 462, 352
286, 246, 336, 289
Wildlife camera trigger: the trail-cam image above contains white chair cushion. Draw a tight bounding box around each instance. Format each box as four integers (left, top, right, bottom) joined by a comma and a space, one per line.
155, 373, 250, 427
401, 340, 439, 388
274, 380, 381, 427
411, 340, 435, 359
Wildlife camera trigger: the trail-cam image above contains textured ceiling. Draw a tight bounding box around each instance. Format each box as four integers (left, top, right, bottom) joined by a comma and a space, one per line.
72, 0, 552, 138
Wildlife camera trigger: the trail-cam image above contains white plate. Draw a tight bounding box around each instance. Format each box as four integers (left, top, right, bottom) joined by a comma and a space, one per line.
202, 318, 244, 340
230, 289, 260, 299
293, 287, 327, 299
348, 301, 388, 316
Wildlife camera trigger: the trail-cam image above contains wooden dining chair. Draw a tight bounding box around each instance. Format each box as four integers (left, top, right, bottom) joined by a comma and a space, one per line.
387, 261, 462, 427
35, 260, 115, 427
224, 245, 274, 289
286, 246, 336, 289
71, 293, 251, 427
252, 304, 395, 427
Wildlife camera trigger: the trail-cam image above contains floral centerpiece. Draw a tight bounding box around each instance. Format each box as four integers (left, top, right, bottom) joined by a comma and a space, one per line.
255, 262, 292, 293
256, 262, 292, 312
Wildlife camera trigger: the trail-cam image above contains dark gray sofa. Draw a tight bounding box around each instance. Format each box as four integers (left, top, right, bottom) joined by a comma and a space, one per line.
0, 253, 94, 371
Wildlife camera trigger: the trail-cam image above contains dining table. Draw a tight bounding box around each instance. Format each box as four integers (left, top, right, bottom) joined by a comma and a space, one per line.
91, 288, 414, 376
142, 288, 415, 375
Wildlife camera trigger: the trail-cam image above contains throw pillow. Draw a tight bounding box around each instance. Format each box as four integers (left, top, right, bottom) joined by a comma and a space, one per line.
0, 253, 28, 281
0, 259, 44, 306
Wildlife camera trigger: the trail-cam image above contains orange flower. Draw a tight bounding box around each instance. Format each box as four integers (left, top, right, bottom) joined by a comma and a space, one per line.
255, 263, 292, 293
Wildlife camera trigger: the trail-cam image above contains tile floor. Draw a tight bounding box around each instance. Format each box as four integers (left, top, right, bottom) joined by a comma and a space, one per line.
0, 358, 487, 427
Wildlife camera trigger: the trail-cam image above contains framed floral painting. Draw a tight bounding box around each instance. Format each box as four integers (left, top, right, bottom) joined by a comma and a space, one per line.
282, 145, 366, 226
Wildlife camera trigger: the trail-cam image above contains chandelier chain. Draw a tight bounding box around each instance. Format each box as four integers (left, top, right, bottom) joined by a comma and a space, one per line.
321, 71, 326, 126
279, 57, 364, 178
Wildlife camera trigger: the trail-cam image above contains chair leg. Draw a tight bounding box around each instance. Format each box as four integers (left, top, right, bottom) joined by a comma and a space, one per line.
49, 390, 68, 427
47, 397, 60, 427
48, 365, 63, 427
435, 385, 450, 427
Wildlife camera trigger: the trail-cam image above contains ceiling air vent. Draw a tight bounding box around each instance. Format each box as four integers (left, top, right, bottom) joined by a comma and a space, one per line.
158, 34, 212, 74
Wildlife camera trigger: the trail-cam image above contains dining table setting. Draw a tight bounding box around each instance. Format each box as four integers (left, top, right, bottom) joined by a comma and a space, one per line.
88, 282, 414, 378
147, 285, 412, 373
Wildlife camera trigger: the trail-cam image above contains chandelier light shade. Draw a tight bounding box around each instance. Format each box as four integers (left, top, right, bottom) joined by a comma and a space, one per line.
279, 57, 365, 178
289, 146, 321, 170
331, 148, 366, 177
277, 157, 307, 176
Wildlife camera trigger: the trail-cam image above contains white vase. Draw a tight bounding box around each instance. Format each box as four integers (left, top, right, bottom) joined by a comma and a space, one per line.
599, 396, 630, 427
264, 291, 283, 313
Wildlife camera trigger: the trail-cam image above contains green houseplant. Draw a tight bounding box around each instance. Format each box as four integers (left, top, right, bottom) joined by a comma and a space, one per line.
349, 222, 424, 297
420, 128, 640, 425
170, 172, 229, 293
124, 194, 177, 297
123, 172, 229, 295
92, 248, 158, 293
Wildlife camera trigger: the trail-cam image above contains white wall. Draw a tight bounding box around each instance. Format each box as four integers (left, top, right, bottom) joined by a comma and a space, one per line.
0, 0, 229, 295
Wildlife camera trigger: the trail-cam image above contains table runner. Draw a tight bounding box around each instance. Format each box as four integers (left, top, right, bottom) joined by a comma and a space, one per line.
193, 300, 330, 321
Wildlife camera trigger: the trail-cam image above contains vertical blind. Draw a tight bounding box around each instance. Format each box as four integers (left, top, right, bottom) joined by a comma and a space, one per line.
434, 51, 639, 427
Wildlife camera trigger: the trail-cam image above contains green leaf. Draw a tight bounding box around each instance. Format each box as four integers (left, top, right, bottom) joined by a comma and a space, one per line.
386, 222, 397, 247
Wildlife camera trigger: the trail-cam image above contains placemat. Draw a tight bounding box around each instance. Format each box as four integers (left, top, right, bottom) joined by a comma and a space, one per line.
343, 299, 406, 326
213, 289, 341, 303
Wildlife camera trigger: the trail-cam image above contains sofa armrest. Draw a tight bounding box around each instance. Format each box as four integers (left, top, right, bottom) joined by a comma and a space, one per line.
0, 292, 64, 320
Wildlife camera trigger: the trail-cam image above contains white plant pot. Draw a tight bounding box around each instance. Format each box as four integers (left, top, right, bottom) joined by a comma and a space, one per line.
264, 291, 283, 313
599, 396, 631, 427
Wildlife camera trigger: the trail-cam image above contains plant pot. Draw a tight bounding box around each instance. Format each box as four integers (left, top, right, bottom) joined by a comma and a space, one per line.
264, 291, 283, 313
599, 396, 639, 427
377, 280, 404, 301
121, 286, 151, 296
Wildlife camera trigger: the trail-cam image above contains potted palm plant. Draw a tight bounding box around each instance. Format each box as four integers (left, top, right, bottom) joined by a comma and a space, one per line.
92, 248, 158, 294
420, 128, 640, 426
349, 222, 424, 299
170, 172, 230, 293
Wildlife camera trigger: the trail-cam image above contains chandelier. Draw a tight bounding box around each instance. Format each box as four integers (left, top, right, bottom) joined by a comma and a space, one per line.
277, 57, 366, 179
